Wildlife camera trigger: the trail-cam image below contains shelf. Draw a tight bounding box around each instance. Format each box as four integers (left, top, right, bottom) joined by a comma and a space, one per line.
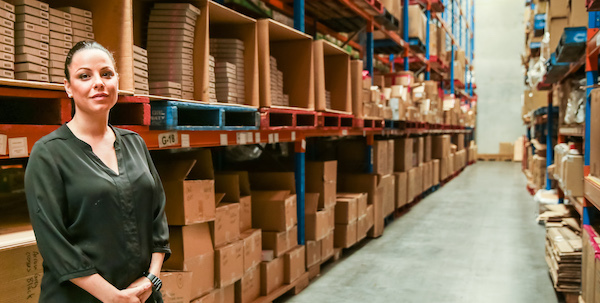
410, 0, 445, 12
585, 176, 600, 211
434, 14, 459, 47
559, 125, 584, 137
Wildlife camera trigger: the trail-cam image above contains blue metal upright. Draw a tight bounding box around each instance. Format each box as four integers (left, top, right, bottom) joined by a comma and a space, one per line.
294, 140, 306, 245
294, 0, 305, 32
403, 0, 409, 71
450, 0, 455, 94
470, 0, 474, 97
425, 4, 431, 80
367, 26, 374, 81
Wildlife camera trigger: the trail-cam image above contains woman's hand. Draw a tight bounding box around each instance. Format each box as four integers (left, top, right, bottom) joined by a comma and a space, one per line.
126, 277, 153, 302
111, 284, 151, 303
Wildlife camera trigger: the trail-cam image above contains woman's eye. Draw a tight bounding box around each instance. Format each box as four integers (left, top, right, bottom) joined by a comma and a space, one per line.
78, 73, 89, 80
102, 71, 114, 78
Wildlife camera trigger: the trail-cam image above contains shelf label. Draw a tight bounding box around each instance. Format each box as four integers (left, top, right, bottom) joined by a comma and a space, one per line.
220, 134, 228, 146
0, 134, 6, 155
181, 134, 190, 148
291, 131, 296, 141
301, 139, 306, 150
158, 132, 178, 148
274, 133, 279, 143
268, 133, 274, 143
236, 132, 247, 145
246, 132, 253, 143
8, 137, 27, 158
363, 130, 366, 137
255, 133, 261, 143
342, 130, 348, 136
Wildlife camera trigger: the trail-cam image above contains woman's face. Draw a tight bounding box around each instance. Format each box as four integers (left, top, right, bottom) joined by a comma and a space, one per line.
64, 48, 119, 116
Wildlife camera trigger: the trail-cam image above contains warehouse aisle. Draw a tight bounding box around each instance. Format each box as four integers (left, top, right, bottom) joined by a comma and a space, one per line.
280, 162, 559, 303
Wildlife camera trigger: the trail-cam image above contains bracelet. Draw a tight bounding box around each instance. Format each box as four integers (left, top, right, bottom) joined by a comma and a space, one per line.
143, 272, 162, 291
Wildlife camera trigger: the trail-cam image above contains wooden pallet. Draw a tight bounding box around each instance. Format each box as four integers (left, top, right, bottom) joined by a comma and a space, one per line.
251, 272, 310, 303
477, 153, 513, 162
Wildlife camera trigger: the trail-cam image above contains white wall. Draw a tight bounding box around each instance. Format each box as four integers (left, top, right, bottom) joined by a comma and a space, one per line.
474, 0, 525, 154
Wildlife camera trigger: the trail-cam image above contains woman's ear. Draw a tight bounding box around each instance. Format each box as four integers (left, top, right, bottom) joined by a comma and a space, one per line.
64, 78, 72, 98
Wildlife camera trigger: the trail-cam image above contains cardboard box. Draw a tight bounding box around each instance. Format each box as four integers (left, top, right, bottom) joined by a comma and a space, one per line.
191, 292, 214, 303
356, 214, 368, 242
240, 229, 261, 273
433, 159, 440, 185
334, 196, 358, 224
350, 60, 364, 117
15, 4, 48, 17
15, 14, 47, 27
163, 223, 214, 299
235, 265, 260, 303
15, 72, 47, 81
338, 174, 386, 238
568, 0, 587, 27
305, 207, 329, 241
432, 135, 450, 159
313, 40, 351, 112
562, 154, 583, 197
49, 31, 71, 42
591, 89, 600, 177
337, 192, 368, 217
58, 6, 92, 18
49, 7, 70, 20
406, 5, 426, 43
257, 19, 314, 108
284, 245, 305, 283
334, 221, 357, 248
262, 226, 297, 257
381, 174, 395, 217
305, 240, 321, 267
407, 167, 418, 203
0, 231, 42, 283
215, 239, 244, 288
155, 154, 216, 225
394, 138, 413, 172
374, 140, 392, 175
211, 202, 240, 247
448, 154, 455, 174
260, 257, 284, 295
320, 231, 334, 260
306, 161, 337, 209
394, 172, 408, 209
251, 191, 297, 232
160, 271, 193, 303
424, 136, 432, 162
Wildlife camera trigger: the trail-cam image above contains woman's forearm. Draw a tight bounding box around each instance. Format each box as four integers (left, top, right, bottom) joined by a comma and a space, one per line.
148, 252, 165, 277
71, 273, 119, 302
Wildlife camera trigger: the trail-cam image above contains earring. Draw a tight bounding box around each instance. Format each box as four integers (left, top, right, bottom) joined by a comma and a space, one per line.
67, 94, 72, 98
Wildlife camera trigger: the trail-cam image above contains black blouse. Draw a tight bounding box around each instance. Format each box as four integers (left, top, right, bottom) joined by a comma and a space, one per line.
24, 124, 170, 302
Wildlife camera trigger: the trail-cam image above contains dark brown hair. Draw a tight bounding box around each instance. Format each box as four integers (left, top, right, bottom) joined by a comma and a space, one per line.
64, 41, 116, 82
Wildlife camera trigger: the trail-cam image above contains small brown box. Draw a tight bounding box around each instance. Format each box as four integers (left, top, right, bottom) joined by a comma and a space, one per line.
49, 39, 71, 49
235, 265, 260, 303
15, 5, 48, 19
71, 21, 91, 32
240, 229, 261, 273
49, 67, 62, 76
134, 75, 148, 84
70, 14, 92, 25
147, 34, 193, 43
0, 51, 13, 61
57, 7, 92, 18
15, 53, 46, 65
149, 81, 182, 90
148, 15, 195, 25
150, 87, 181, 96
260, 257, 284, 296
214, 240, 244, 288
15, 37, 48, 51
48, 8, 70, 20
153, 3, 201, 14
148, 52, 193, 60
0, 59, 12, 70
15, 22, 48, 35
0, 1, 13, 13
147, 40, 194, 50
0, 7, 14, 22
48, 45, 67, 56
15, 71, 48, 81
50, 75, 63, 83
0, 34, 12, 45
133, 67, 148, 78
16, 30, 48, 43
49, 15, 71, 27
150, 9, 199, 20
148, 21, 194, 31
334, 222, 357, 248
49, 24, 73, 35
15, 62, 46, 73
134, 82, 149, 91
133, 52, 148, 64
211, 202, 241, 247
0, 27, 13, 37
15, 14, 47, 27
148, 57, 193, 66
284, 245, 305, 284
148, 73, 193, 82
0, 17, 12, 31
133, 60, 147, 71
13, 0, 49, 11
320, 231, 334, 260
49, 53, 66, 62
133, 45, 147, 57
0, 68, 13, 78
49, 31, 71, 42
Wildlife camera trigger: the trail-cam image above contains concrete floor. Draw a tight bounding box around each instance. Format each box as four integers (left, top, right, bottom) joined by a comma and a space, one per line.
279, 162, 560, 303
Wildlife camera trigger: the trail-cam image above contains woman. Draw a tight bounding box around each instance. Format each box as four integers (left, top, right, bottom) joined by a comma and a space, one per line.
24, 41, 170, 303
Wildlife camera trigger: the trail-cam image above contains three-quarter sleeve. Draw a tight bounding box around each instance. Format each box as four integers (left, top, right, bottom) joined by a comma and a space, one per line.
24, 142, 98, 283
141, 137, 171, 260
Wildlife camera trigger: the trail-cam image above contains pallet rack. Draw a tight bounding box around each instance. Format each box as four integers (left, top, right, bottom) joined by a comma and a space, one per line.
0, 1, 477, 302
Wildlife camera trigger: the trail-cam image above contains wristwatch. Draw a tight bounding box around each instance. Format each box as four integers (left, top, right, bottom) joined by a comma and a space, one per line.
143, 272, 162, 291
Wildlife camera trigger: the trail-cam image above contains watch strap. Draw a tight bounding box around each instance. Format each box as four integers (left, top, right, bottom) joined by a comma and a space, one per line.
144, 272, 162, 291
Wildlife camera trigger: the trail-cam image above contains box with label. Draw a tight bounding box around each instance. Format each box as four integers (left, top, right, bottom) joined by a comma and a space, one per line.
210, 202, 240, 247
240, 229, 261, 273
160, 271, 193, 303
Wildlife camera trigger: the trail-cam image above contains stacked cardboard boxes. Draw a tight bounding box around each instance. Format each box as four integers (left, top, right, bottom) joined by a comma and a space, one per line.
208, 55, 217, 102
248, 172, 306, 295
210, 38, 245, 104
156, 150, 217, 301
0, 230, 43, 303
133, 45, 148, 94
14, 0, 48, 82
394, 137, 413, 206
406, 5, 426, 46
269, 56, 288, 106
305, 161, 337, 255
147, 3, 200, 100
334, 192, 369, 248
431, 135, 451, 182
47, 8, 72, 83
0, 1, 14, 80
214, 171, 261, 303
581, 226, 600, 303
59, 6, 91, 44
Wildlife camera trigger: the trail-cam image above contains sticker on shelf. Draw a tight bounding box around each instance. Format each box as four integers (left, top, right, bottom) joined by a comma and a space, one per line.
255, 133, 261, 143
8, 137, 27, 158
274, 133, 279, 143
268, 133, 274, 144
246, 132, 253, 143
220, 134, 228, 146
236, 132, 247, 145
181, 134, 190, 148
342, 130, 348, 136
158, 132, 178, 148
363, 130, 366, 137
301, 139, 306, 150
291, 131, 296, 141
0, 134, 6, 155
